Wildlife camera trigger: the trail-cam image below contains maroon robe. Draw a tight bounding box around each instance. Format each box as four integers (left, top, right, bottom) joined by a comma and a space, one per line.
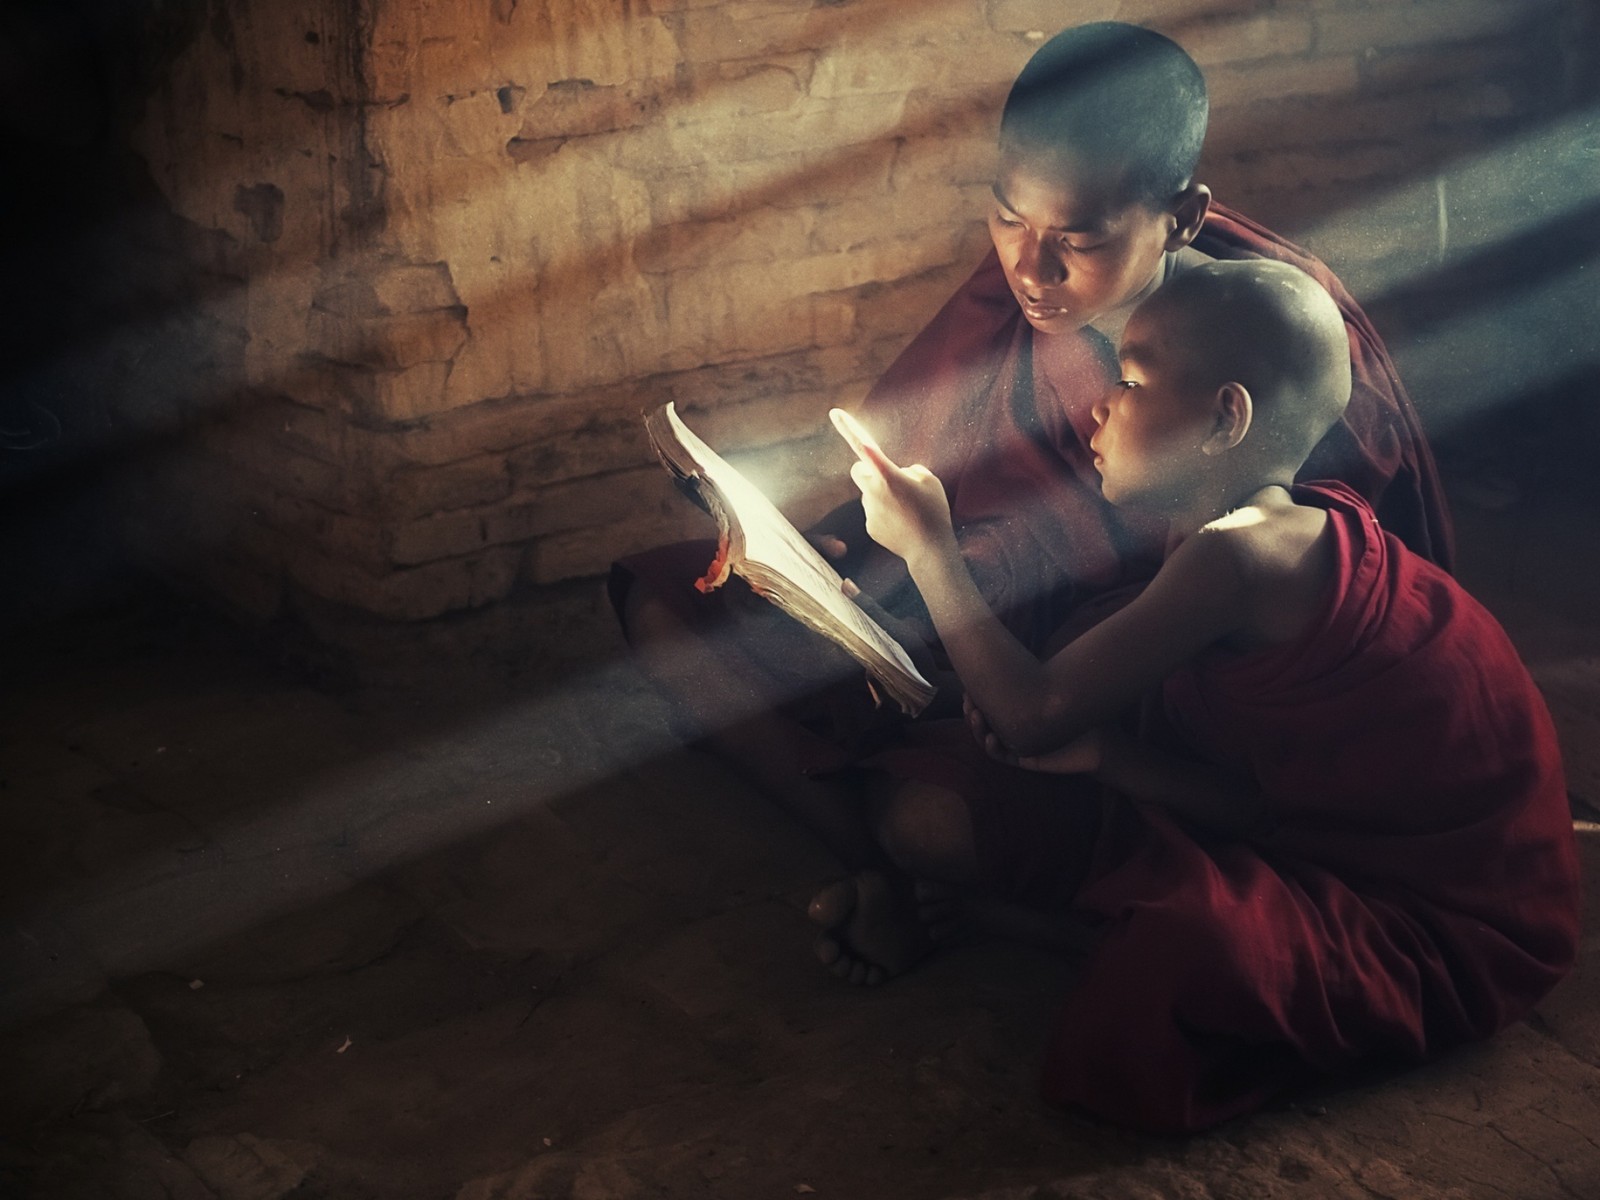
1041, 482, 1577, 1133
850, 201, 1452, 654
612, 205, 1453, 748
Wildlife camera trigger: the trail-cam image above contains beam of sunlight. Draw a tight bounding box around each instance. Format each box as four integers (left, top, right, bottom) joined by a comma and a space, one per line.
0, 626, 872, 1027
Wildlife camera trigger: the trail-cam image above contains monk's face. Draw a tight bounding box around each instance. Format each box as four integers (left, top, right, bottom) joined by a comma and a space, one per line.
988, 151, 1192, 334
1089, 301, 1216, 510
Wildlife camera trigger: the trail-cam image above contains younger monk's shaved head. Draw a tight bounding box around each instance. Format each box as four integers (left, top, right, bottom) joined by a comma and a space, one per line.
1149, 260, 1353, 467
1000, 22, 1208, 207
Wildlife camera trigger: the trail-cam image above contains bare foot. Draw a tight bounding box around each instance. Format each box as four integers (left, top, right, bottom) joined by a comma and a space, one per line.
807, 870, 932, 986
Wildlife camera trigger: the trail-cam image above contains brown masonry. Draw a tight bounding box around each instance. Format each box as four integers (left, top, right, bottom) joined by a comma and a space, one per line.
120, 0, 1587, 629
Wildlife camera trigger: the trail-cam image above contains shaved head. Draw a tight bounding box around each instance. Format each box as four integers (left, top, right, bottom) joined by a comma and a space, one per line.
1142, 260, 1353, 467
1000, 22, 1208, 209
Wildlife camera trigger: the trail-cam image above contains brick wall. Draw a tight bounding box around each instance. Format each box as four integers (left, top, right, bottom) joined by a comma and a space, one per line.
107, 0, 1595, 655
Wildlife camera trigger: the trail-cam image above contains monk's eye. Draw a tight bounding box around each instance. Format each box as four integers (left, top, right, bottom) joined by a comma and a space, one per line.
1065, 240, 1106, 255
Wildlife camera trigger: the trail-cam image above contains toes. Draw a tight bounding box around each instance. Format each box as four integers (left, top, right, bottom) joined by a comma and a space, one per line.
825, 948, 880, 988
815, 933, 843, 967
808, 878, 858, 928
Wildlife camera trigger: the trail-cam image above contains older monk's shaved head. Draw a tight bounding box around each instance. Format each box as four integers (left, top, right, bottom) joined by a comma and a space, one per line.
1142, 260, 1352, 467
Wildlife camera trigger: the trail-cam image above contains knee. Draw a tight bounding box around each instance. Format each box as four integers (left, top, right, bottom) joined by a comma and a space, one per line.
871, 780, 979, 885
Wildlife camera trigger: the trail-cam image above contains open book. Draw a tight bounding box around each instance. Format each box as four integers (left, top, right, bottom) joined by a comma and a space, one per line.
645, 402, 936, 716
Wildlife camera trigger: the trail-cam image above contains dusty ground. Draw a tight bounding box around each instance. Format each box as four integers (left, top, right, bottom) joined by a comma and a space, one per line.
3, 467, 1599, 1200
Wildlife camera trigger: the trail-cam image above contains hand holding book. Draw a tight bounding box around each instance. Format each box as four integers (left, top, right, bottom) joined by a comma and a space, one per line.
644, 403, 936, 715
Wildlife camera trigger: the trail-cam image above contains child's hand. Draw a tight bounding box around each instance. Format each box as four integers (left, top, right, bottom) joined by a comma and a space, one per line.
808, 532, 849, 561
843, 577, 937, 681
830, 408, 955, 567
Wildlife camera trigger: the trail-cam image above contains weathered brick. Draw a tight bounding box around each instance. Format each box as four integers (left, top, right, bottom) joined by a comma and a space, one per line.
526, 507, 703, 586
808, 189, 987, 255
384, 455, 512, 521
312, 277, 382, 319
637, 143, 899, 225
513, 79, 660, 142
289, 542, 523, 620
1172, 13, 1316, 67
497, 465, 680, 542
311, 307, 469, 371
986, 0, 1120, 34
889, 136, 998, 194
389, 510, 485, 566
1205, 55, 1360, 109
364, 362, 454, 423
853, 256, 982, 341
1220, 143, 1416, 193
1215, 84, 1528, 158
373, 389, 645, 469
372, 263, 461, 314
635, 208, 815, 276
507, 408, 658, 490
679, 57, 810, 116
668, 6, 815, 64
257, 492, 391, 573
1315, 0, 1551, 57
785, 228, 969, 296
662, 239, 948, 361
1362, 40, 1537, 93
810, 32, 1027, 100
898, 85, 1007, 141
663, 93, 909, 164
374, 0, 679, 95
1134, 0, 1285, 18
371, 311, 470, 371
665, 344, 877, 412
655, 278, 810, 371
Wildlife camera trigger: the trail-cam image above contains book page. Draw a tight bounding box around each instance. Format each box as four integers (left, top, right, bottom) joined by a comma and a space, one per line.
652, 404, 934, 712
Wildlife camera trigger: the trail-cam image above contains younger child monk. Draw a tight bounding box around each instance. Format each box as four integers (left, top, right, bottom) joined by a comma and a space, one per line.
841, 258, 1580, 1133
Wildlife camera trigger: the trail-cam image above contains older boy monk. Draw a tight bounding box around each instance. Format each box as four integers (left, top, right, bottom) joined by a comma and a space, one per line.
843, 258, 1579, 1133
611, 24, 1452, 970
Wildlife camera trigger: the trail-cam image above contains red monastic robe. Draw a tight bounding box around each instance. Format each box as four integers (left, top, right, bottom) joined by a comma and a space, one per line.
1043, 483, 1577, 1132
851, 202, 1453, 654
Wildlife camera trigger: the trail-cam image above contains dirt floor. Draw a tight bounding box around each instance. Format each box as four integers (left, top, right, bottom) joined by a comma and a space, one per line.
3, 465, 1599, 1200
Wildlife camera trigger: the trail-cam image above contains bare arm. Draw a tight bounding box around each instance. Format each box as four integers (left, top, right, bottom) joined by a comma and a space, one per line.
967, 701, 1268, 837
849, 438, 1250, 755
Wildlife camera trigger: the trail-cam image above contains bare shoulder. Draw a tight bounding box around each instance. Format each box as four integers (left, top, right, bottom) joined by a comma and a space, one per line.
1196, 500, 1335, 649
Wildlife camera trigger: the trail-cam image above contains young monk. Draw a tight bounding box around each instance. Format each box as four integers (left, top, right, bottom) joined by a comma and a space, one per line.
611, 23, 1452, 973
842, 257, 1580, 1133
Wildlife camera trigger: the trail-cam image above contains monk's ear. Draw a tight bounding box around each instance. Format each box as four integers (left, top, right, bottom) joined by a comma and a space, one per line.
1165, 184, 1211, 252
1202, 381, 1251, 456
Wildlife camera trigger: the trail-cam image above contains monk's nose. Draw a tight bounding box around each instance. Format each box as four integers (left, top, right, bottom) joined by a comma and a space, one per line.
1014, 237, 1064, 291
